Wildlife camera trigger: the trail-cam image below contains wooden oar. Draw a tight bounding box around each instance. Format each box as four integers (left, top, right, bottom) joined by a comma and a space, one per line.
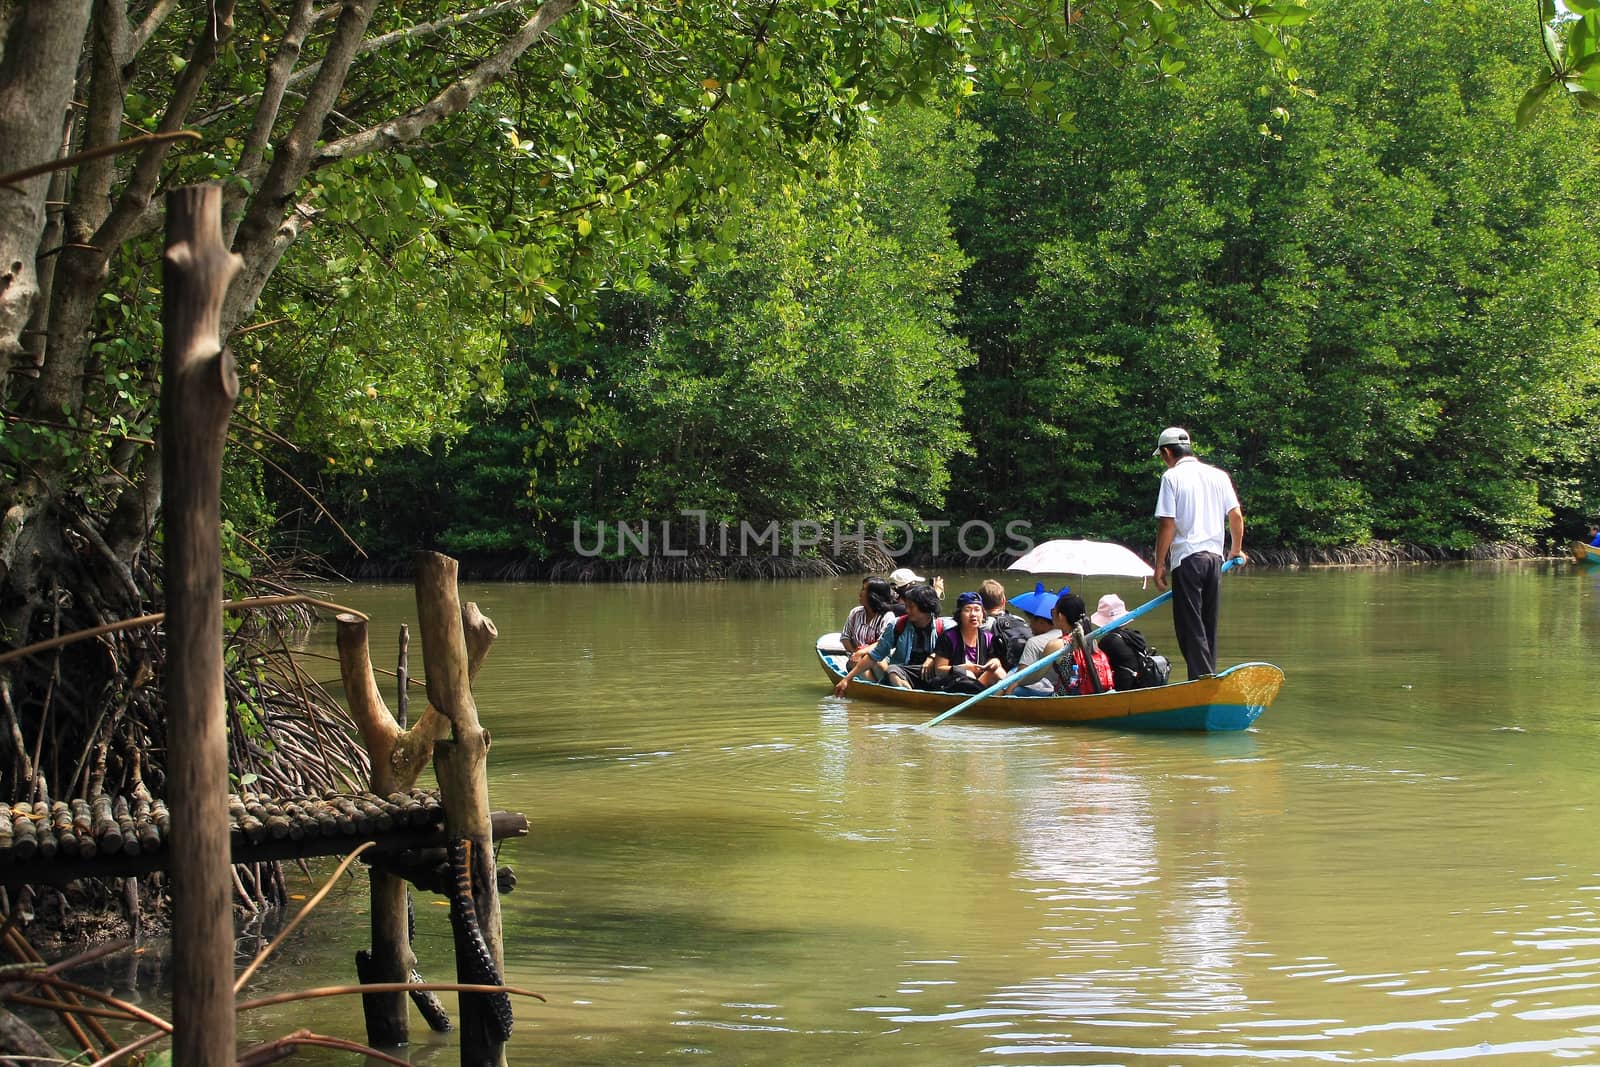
916, 555, 1245, 729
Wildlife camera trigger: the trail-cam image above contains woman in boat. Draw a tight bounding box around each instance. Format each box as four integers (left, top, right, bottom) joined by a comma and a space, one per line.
928, 591, 1008, 694
841, 577, 896, 665
832, 583, 944, 695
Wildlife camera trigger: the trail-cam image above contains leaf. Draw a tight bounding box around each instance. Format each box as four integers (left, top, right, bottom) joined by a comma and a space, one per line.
1516, 76, 1558, 126
1544, 23, 1564, 66
1248, 22, 1289, 60
1253, 3, 1312, 27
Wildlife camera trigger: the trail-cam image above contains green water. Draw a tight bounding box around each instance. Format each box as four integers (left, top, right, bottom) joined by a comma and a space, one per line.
101, 564, 1600, 1063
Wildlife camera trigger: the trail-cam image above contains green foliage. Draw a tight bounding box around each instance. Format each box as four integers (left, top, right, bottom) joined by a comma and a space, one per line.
948, 0, 1600, 549
319, 107, 983, 559
1526, 0, 1600, 120
286, 0, 1600, 560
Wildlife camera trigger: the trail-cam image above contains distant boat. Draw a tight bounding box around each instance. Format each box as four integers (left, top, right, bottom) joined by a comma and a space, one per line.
1573, 541, 1600, 565
816, 634, 1282, 732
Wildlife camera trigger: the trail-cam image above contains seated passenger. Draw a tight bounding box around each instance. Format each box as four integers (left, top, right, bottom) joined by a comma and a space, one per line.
833, 584, 944, 695
887, 566, 945, 611
1088, 593, 1136, 687
1029, 594, 1114, 696
842, 577, 896, 664
978, 578, 1034, 669
1590, 524, 1600, 548
1090, 592, 1170, 690
1003, 583, 1067, 696
929, 591, 1008, 693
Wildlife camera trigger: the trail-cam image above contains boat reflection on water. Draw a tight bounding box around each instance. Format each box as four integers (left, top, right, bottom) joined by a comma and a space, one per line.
814, 694, 1283, 1055
995, 739, 1267, 1044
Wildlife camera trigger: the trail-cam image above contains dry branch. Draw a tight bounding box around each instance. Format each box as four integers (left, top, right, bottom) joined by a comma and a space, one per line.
0, 131, 200, 189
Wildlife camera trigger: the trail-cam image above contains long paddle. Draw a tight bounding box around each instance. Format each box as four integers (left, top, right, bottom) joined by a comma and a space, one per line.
916, 555, 1245, 729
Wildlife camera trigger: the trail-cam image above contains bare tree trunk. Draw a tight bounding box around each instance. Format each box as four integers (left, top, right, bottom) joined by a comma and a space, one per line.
415, 552, 507, 1067
0, 1, 91, 378
31, 0, 237, 424
336, 606, 498, 1048
161, 183, 242, 1067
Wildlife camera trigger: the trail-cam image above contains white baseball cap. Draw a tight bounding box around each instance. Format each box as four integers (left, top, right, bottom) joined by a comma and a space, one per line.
888, 567, 926, 589
1152, 426, 1191, 455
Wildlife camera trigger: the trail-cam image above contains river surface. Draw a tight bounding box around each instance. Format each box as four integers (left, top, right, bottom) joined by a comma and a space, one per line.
100, 563, 1600, 1064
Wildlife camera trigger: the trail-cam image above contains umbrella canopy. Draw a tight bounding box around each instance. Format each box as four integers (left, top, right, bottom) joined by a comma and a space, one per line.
1007, 538, 1154, 579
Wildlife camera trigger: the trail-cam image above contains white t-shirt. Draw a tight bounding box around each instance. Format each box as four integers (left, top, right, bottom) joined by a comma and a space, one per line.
1155, 456, 1240, 569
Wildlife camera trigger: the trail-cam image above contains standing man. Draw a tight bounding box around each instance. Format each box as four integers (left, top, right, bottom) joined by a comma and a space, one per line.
1152, 427, 1246, 679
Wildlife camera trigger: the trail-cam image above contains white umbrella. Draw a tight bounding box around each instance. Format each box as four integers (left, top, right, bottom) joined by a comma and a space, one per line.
1007, 538, 1154, 580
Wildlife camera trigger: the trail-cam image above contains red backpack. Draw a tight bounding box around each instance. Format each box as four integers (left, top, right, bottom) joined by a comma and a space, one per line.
1072, 645, 1115, 694
1050, 636, 1115, 694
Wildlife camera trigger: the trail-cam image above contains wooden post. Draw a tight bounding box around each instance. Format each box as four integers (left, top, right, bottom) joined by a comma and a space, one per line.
397, 624, 410, 728
335, 608, 496, 794
336, 605, 496, 1048
161, 183, 242, 1067
414, 552, 506, 1067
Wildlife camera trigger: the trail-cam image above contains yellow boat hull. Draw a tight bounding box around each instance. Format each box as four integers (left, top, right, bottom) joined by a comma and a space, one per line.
816, 637, 1282, 732
1573, 541, 1600, 565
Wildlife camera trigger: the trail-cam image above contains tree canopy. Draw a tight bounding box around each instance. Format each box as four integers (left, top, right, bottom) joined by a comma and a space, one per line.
315, 104, 985, 567
324, 0, 1600, 570
946, 0, 1600, 551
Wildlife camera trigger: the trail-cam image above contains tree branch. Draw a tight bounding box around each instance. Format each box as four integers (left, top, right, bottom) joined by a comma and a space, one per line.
71, 0, 136, 229
227, 0, 383, 323
130, 0, 178, 54
0, 1, 92, 367
314, 0, 579, 166
221, 191, 317, 345
92, 2, 238, 255
28, 4, 236, 422
547, 0, 777, 221
285, 0, 546, 97
230, 0, 318, 244
0, 131, 199, 190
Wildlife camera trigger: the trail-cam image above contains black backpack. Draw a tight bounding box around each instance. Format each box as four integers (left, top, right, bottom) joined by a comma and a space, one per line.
989, 613, 1033, 669
1101, 627, 1171, 690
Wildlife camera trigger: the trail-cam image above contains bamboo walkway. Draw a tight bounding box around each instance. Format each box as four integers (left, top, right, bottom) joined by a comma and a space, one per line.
0, 787, 528, 887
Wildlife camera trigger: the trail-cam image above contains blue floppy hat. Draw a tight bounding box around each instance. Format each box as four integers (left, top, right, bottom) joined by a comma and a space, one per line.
1010, 581, 1070, 620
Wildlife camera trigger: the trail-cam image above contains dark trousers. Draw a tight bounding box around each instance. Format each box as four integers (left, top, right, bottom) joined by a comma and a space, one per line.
1171, 551, 1221, 679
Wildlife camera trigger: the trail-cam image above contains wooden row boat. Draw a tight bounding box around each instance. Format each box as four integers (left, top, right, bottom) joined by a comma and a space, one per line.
1572, 541, 1600, 565
816, 634, 1283, 732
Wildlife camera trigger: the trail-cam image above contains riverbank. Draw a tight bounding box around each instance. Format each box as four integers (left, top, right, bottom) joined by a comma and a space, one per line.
322, 539, 1559, 582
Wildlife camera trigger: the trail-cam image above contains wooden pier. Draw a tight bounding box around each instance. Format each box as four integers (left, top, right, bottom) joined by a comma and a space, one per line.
0, 787, 527, 888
